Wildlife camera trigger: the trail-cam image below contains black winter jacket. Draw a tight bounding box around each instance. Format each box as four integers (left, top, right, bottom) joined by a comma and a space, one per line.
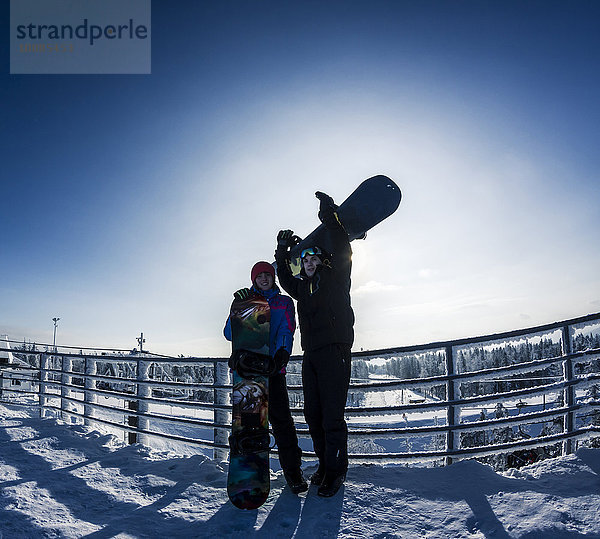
275, 220, 355, 352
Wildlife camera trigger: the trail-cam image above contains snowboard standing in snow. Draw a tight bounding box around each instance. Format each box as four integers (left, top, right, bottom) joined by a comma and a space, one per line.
226, 293, 272, 510
288, 174, 402, 275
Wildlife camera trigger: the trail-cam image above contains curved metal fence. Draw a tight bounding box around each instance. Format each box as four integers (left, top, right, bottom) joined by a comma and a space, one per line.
1, 312, 599, 469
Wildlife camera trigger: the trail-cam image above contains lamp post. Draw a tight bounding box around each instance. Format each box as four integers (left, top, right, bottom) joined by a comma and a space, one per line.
52, 317, 60, 352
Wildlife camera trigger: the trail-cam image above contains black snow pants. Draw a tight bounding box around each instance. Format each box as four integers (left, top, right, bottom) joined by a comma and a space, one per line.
269, 372, 302, 473
302, 343, 352, 475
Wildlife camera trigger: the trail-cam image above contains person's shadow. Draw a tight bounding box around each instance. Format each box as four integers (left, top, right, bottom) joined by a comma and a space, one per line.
258, 481, 303, 537
294, 482, 344, 538
200, 468, 344, 538
201, 500, 259, 536
201, 473, 304, 537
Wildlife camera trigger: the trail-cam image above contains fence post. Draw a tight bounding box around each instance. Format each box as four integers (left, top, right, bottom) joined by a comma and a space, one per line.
39, 353, 49, 418
445, 345, 459, 465
61, 355, 73, 423
139, 358, 151, 445
84, 355, 96, 426
561, 325, 575, 454
129, 358, 150, 445
213, 359, 229, 461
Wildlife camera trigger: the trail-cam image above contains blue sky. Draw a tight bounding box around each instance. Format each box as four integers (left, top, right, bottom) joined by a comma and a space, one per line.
2, 0, 599, 356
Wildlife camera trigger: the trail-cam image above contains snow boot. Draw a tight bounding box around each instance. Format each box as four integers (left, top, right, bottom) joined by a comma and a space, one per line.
317, 471, 346, 497
284, 468, 308, 494
310, 464, 326, 486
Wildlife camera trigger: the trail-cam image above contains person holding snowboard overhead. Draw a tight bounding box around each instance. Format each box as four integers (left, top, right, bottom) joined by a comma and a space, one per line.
224, 261, 308, 494
274, 191, 354, 498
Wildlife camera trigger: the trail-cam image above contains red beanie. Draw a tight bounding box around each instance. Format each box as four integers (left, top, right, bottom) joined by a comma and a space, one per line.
251, 261, 275, 283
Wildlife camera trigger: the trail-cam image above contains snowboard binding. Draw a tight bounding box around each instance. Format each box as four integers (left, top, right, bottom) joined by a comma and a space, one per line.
229, 349, 277, 378
229, 428, 271, 456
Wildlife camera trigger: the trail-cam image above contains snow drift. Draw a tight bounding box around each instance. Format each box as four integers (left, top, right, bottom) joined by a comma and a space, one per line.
1, 403, 599, 538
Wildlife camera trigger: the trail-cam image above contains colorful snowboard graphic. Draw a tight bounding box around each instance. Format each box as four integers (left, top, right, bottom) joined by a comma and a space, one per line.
227, 293, 271, 510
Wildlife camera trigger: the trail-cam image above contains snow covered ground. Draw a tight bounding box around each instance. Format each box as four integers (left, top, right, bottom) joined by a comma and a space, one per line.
1, 403, 600, 539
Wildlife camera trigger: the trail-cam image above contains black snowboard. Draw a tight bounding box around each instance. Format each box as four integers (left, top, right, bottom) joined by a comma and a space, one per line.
288, 174, 402, 275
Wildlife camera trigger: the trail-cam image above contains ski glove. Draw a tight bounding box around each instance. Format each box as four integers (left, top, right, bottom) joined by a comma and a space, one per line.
273, 347, 290, 372
234, 288, 252, 301
315, 191, 336, 209
315, 191, 339, 227
277, 229, 301, 250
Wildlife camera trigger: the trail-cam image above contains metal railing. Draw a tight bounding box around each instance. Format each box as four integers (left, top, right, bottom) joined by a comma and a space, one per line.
1, 312, 599, 468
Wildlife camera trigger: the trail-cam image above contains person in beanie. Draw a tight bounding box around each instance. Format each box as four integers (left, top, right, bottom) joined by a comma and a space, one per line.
274, 191, 354, 498
224, 261, 308, 494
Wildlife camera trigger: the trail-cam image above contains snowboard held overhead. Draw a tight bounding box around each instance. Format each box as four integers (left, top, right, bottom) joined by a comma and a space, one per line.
287, 175, 401, 276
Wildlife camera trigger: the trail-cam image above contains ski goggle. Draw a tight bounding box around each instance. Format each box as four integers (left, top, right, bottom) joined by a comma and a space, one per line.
301, 246, 322, 259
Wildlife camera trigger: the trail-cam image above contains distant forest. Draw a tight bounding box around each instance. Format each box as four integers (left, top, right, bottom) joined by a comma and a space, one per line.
8, 330, 600, 396
347, 331, 600, 397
